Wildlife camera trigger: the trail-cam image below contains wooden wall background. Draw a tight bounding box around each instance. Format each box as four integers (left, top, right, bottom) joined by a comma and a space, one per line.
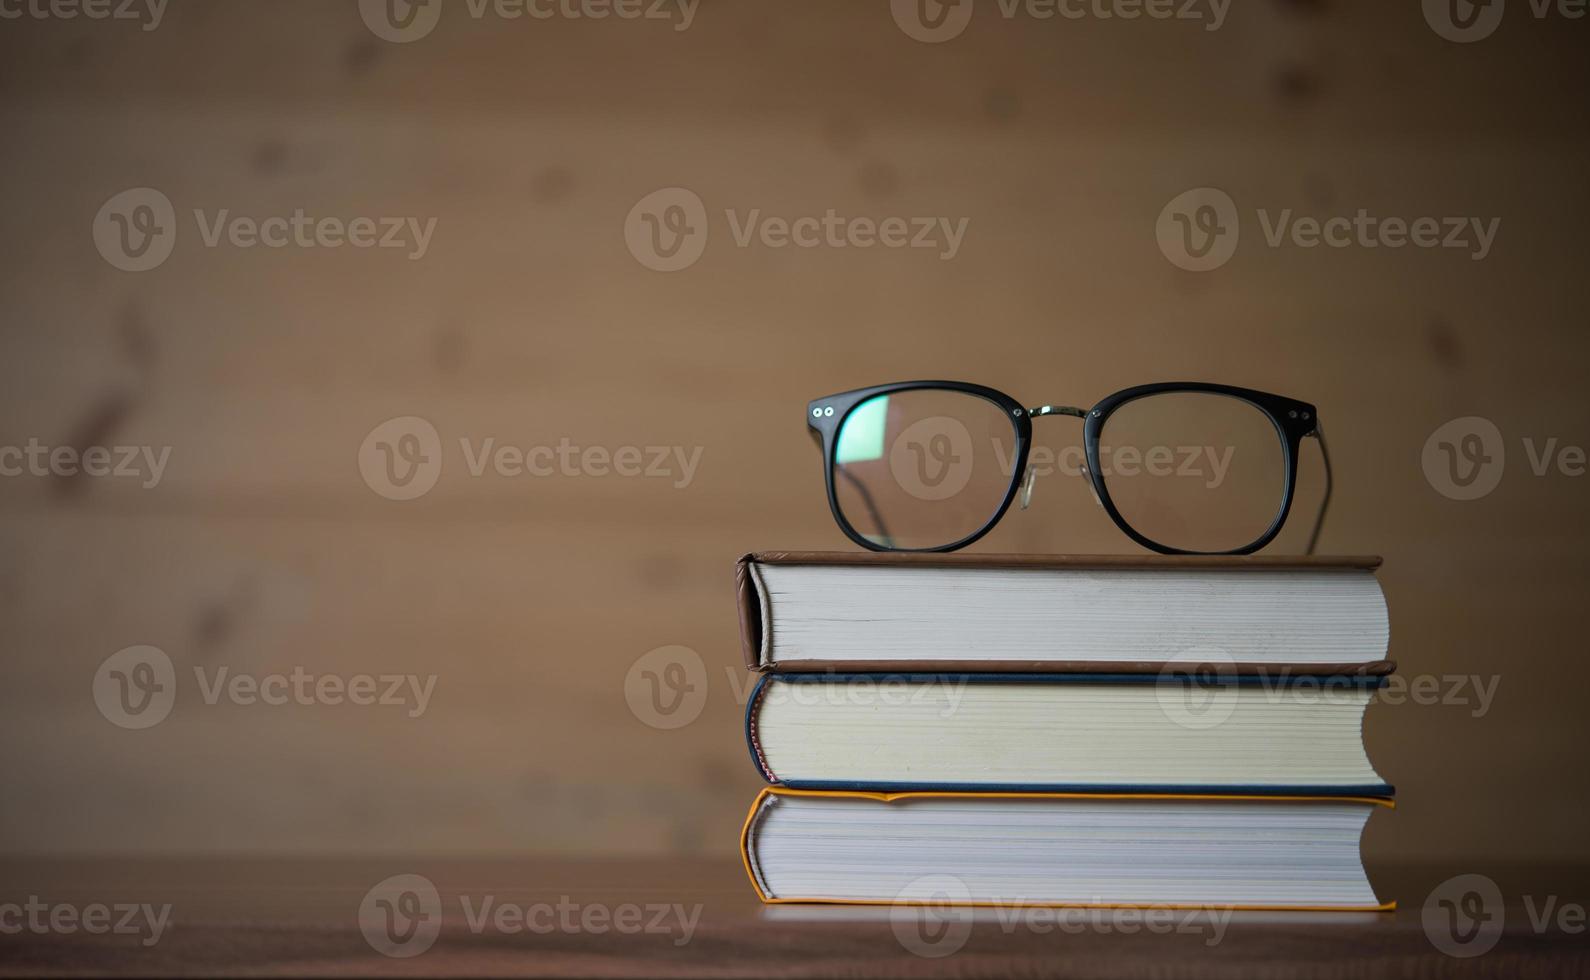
1, 0, 1587, 864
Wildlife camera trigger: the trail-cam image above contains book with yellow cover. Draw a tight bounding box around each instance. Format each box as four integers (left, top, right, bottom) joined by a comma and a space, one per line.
741, 788, 1394, 911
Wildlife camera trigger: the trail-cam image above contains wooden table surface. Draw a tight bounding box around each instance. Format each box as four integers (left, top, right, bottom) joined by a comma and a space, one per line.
1, 858, 1586, 977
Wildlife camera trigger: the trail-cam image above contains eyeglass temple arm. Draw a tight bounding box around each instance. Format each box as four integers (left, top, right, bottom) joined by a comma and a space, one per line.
811, 427, 896, 547
1305, 422, 1332, 556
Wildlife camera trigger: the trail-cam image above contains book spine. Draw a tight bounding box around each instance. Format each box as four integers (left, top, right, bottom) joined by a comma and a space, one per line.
743, 672, 777, 782
734, 554, 764, 671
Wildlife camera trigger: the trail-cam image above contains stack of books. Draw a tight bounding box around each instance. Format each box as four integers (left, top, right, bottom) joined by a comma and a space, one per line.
734, 552, 1394, 911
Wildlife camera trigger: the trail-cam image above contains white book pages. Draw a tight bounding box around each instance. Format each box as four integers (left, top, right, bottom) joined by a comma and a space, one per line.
749, 794, 1383, 908
757, 564, 1389, 667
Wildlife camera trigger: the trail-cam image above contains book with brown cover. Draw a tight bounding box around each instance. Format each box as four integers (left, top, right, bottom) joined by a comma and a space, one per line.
735, 552, 1393, 675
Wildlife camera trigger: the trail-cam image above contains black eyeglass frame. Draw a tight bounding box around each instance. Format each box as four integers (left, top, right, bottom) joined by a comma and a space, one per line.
807, 380, 1332, 556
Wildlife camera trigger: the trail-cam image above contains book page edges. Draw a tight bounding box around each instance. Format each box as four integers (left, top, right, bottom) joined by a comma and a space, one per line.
737, 553, 1388, 672
765, 659, 1396, 675
739, 787, 1396, 909
745, 552, 1384, 570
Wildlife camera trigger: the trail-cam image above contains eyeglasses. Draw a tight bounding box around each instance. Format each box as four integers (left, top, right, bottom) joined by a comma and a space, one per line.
807, 381, 1332, 555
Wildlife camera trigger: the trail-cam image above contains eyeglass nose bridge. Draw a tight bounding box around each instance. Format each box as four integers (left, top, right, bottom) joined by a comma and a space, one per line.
1019, 404, 1099, 511
1027, 405, 1089, 419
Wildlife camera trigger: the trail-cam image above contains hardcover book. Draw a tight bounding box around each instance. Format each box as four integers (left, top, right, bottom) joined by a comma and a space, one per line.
736, 552, 1391, 674
745, 672, 1393, 796
741, 788, 1394, 911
